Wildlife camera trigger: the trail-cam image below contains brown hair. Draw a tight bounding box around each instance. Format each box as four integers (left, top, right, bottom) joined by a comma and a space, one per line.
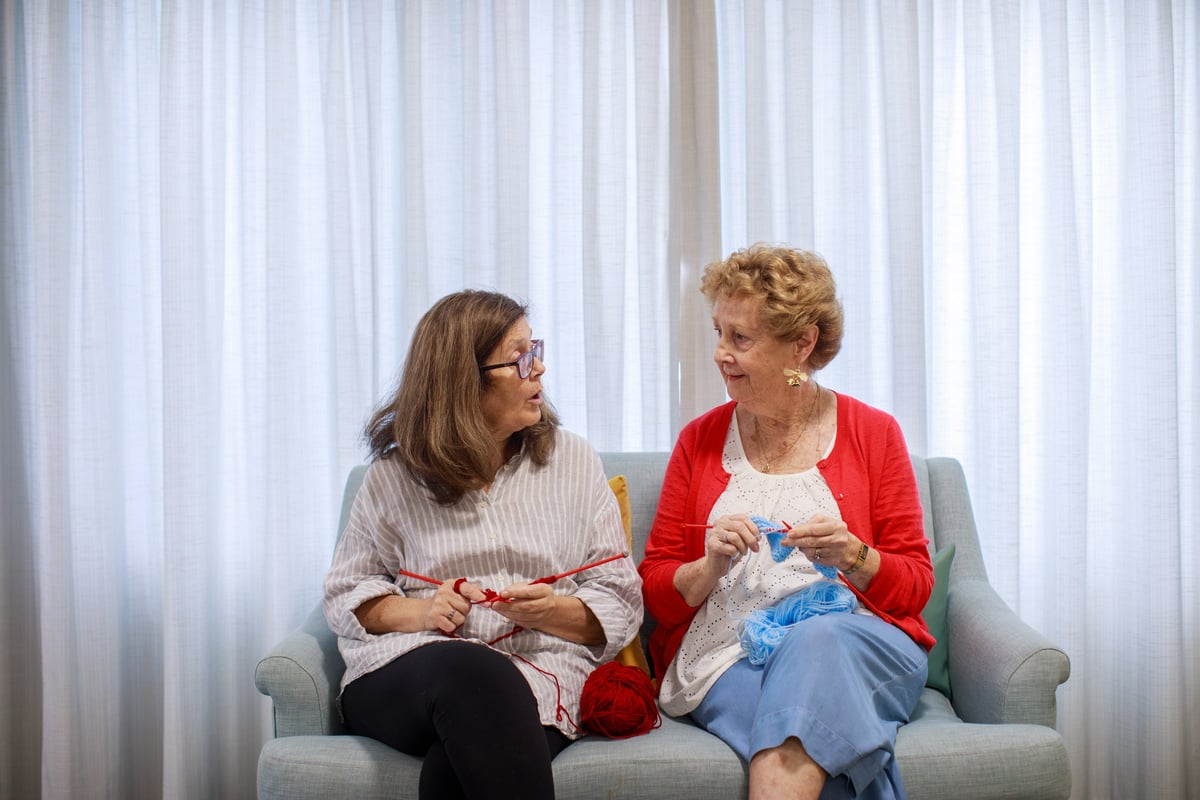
364, 290, 559, 505
700, 243, 844, 369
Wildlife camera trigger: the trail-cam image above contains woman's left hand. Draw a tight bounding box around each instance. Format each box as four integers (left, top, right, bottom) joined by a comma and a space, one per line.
492, 582, 558, 628
785, 514, 861, 572
490, 582, 606, 645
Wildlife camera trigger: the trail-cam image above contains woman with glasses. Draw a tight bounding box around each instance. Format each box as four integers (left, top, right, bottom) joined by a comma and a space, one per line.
639, 245, 934, 800
324, 290, 642, 800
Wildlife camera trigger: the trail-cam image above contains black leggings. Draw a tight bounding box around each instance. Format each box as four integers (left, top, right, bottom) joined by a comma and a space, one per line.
341, 641, 571, 800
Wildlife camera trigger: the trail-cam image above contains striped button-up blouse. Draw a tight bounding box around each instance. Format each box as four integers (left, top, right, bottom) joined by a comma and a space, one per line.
323, 429, 643, 738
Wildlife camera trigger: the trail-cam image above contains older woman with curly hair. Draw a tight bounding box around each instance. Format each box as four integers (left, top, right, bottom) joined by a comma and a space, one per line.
639, 245, 933, 800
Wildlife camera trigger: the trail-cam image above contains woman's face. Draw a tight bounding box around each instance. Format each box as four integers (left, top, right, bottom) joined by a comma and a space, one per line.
711, 294, 803, 412
480, 317, 546, 443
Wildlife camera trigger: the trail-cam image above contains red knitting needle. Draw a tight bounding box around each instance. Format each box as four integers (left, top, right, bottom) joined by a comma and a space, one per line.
396, 567, 446, 586
682, 521, 792, 533
396, 552, 627, 595
530, 552, 628, 585
395, 569, 510, 603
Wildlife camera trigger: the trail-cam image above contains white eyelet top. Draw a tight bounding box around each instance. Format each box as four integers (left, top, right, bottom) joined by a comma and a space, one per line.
658, 413, 865, 716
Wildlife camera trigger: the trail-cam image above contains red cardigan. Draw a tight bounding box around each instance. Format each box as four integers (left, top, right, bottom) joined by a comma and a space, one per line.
639, 394, 935, 680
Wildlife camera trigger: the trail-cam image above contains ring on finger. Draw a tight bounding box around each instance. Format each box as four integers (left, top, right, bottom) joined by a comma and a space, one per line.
815, 549, 822, 560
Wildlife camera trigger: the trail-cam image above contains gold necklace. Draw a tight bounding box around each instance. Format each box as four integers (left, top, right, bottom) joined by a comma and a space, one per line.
753, 385, 822, 473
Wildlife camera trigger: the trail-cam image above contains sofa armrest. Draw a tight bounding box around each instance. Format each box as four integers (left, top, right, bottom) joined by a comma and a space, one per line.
947, 579, 1070, 728
255, 604, 346, 737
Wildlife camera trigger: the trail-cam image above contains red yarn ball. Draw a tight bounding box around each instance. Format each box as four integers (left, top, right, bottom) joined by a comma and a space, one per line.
579, 662, 661, 739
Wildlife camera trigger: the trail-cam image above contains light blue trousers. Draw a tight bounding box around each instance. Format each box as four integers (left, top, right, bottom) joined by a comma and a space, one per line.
691, 613, 927, 800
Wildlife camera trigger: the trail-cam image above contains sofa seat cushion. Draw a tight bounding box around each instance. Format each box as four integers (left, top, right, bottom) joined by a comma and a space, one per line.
259, 714, 749, 800
897, 689, 1072, 800
258, 736, 420, 800
553, 714, 748, 799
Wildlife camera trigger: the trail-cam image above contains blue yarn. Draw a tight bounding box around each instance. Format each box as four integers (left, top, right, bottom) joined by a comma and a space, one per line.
750, 515, 838, 579
737, 515, 858, 665
738, 582, 858, 665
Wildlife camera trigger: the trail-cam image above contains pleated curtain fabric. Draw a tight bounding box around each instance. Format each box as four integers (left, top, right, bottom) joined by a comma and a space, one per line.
1, 2, 1195, 799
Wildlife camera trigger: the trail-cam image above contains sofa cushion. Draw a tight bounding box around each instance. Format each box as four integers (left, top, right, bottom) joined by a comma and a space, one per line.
609, 474, 633, 540
609, 474, 653, 677
897, 691, 1071, 800
922, 545, 956, 697
553, 713, 747, 799
258, 716, 751, 800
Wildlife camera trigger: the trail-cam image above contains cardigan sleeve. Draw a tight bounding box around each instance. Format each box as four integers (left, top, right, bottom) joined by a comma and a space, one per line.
858, 416, 934, 620
638, 403, 738, 675
639, 437, 704, 628
824, 400, 934, 649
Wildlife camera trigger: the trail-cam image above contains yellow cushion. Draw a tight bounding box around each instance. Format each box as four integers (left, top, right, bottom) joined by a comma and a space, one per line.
608, 475, 652, 678
609, 474, 633, 544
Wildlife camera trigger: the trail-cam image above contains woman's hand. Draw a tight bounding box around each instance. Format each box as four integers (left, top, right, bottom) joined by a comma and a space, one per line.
785, 515, 867, 576
705, 514, 762, 563
671, 514, 763, 607
355, 578, 483, 635
493, 582, 605, 645
492, 581, 556, 627
425, 579, 484, 634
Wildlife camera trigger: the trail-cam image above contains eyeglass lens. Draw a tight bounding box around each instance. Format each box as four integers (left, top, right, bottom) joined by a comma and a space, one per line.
518, 340, 544, 378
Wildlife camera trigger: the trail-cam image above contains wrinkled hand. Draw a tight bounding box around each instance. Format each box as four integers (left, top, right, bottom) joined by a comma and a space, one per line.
784, 514, 860, 571
427, 579, 484, 634
705, 514, 762, 568
490, 582, 557, 630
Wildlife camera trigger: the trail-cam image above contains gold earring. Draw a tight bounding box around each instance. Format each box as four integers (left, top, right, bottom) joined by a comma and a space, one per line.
784, 367, 809, 387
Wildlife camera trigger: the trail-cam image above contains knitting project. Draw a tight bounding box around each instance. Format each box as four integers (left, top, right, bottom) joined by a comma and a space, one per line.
753, 515, 839, 579
738, 516, 858, 664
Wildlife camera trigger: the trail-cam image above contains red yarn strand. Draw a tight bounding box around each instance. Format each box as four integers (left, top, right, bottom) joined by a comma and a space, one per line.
396, 556, 660, 739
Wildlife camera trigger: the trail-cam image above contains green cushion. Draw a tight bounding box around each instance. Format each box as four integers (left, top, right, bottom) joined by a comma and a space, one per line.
922, 544, 956, 697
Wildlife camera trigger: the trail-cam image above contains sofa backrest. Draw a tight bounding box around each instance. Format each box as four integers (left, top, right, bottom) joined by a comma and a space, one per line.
336, 451, 978, 582
599, 451, 942, 563
331, 454, 670, 555
597, 452, 669, 562
332, 455, 671, 557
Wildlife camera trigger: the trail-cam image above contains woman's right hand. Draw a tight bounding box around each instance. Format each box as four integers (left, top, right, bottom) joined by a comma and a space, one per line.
705, 514, 762, 564
355, 578, 487, 635
427, 579, 484, 634
673, 514, 762, 606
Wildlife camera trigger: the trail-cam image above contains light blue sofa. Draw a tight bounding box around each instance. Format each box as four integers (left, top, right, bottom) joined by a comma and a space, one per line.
255, 453, 1071, 799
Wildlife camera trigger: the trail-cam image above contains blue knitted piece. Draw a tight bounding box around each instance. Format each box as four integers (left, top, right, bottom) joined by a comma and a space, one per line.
751, 515, 838, 579
738, 516, 857, 665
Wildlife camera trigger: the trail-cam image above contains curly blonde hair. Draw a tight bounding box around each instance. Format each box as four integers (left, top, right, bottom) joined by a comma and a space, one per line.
700, 243, 844, 370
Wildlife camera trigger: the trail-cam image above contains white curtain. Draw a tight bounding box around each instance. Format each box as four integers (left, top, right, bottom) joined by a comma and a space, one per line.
2, 2, 678, 798
1, 2, 1195, 799
698, 3, 1199, 800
